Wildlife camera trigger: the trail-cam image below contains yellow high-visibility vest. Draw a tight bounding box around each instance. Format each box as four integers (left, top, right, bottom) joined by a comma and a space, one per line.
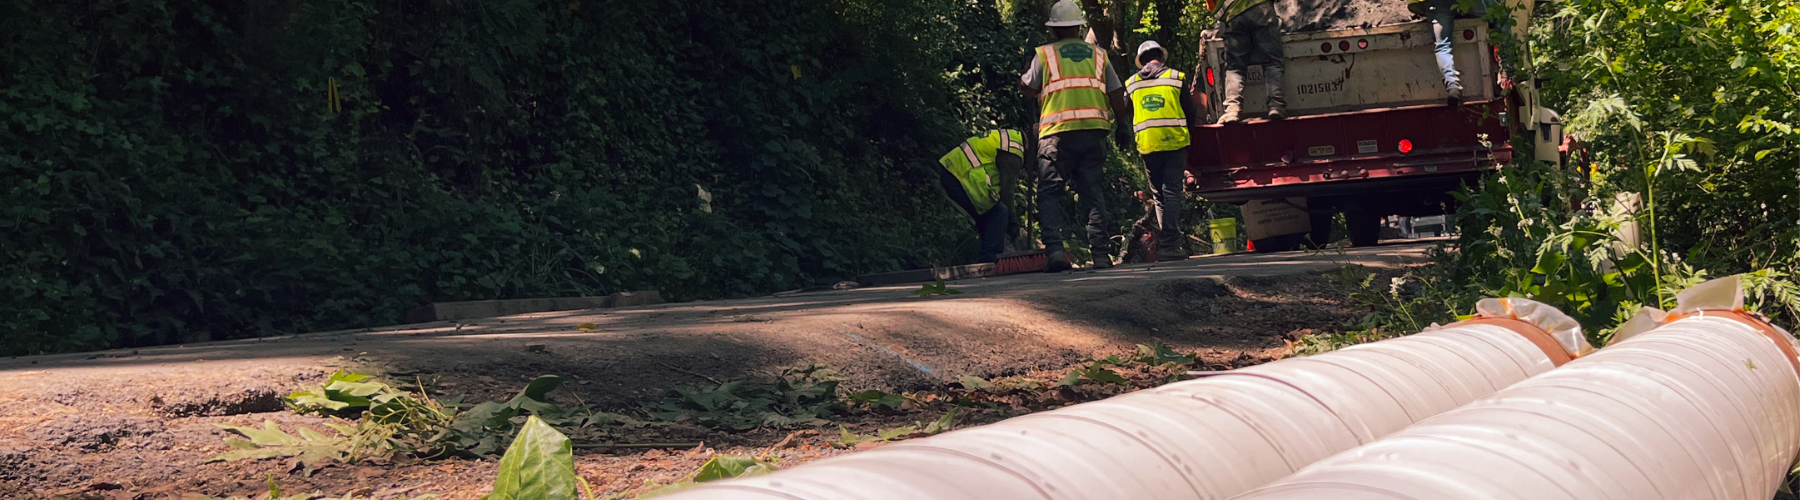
1035, 39, 1113, 138
938, 129, 1025, 213
1125, 68, 1191, 155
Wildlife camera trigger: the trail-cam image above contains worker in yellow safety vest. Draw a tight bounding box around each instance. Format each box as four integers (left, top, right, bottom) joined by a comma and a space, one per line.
937, 129, 1029, 263
1019, 0, 1128, 271
1206, 0, 1286, 123
1120, 40, 1198, 261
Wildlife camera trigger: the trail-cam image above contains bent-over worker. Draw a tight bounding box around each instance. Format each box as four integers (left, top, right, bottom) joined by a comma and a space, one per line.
1121, 40, 1198, 261
937, 129, 1027, 263
1020, 0, 1128, 271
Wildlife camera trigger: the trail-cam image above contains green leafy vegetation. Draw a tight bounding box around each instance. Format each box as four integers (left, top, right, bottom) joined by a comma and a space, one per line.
643, 364, 843, 430
286, 370, 395, 413
1132, 341, 1197, 366
219, 367, 844, 472
209, 421, 354, 476
911, 277, 964, 298
0, 0, 1079, 356
1298, 0, 1800, 357
847, 389, 908, 410
486, 416, 580, 500
1058, 362, 1131, 387
1049, 342, 1199, 387
636, 455, 777, 498
956, 375, 996, 392
832, 407, 962, 447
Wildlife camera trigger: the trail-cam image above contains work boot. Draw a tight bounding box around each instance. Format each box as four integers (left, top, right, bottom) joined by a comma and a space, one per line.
1218, 69, 1246, 124
1156, 247, 1190, 261
1266, 105, 1287, 121
1446, 84, 1464, 106
1217, 105, 1243, 124
1262, 64, 1287, 115
1044, 250, 1072, 273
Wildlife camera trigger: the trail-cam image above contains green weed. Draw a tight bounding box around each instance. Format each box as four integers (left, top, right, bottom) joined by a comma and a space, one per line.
955, 375, 995, 392
642, 364, 843, 430
846, 389, 906, 410
209, 421, 354, 476
831, 407, 961, 447
911, 278, 962, 298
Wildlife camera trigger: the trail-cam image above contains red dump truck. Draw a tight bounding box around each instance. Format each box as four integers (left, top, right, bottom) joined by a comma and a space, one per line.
1187, 0, 1562, 250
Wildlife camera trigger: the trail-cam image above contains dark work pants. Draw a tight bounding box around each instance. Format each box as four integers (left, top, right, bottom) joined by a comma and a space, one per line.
1144, 148, 1187, 253
1037, 129, 1112, 256
938, 169, 1010, 263
1222, 1, 1286, 110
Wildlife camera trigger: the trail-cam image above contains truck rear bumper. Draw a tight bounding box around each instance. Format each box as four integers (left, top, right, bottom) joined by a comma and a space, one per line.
1189, 99, 1513, 204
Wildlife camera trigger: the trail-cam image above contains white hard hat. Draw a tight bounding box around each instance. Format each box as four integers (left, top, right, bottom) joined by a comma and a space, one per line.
1136, 40, 1166, 65
1046, 0, 1087, 27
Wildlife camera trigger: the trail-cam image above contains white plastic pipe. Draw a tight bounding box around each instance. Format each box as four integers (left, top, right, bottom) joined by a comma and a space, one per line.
660, 299, 1587, 500
1233, 277, 1800, 500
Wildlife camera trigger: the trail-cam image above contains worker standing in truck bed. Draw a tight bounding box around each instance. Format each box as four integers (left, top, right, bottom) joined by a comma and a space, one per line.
1020, 0, 1127, 271
1209, 0, 1287, 123
1121, 40, 1197, 261
936, 129, 1028, 263
1410, 0, 1507, 105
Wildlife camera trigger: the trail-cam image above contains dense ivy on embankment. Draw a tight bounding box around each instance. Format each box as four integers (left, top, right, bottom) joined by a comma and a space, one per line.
0, 0, 1063, 355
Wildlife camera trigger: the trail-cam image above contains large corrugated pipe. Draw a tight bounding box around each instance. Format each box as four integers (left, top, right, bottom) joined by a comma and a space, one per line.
1233, 276, 1800, 500
660, 299, 1589, 500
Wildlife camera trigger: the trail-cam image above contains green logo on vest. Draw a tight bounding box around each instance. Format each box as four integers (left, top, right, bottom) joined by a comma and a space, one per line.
1141, 94, 1166, 112
1057, 43, 1093, 62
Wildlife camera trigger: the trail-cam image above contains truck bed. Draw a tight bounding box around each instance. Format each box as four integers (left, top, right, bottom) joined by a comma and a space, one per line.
1195, 18, 1496, 119
1276, 0, 1419, 32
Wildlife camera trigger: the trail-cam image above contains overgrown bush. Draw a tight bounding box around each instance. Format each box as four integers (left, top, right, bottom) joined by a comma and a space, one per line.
0, 0, 1071, 355
1299, 0, 1800, 354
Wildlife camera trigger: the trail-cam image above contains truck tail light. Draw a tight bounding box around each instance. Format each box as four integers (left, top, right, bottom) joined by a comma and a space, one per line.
1399, 139, 1415, 154
1358, 39, 1369, 49
1463, 29, 1475, 40
1338, 40, 1350, 52
1206, 67, 1215, 87
1321, 42, 1332, 53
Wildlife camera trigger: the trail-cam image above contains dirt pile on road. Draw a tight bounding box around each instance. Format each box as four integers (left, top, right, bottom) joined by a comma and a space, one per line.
1280, 0, 1419, 32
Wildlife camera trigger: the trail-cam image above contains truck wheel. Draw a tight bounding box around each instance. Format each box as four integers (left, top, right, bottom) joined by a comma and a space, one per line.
1347, 211, 1381, 248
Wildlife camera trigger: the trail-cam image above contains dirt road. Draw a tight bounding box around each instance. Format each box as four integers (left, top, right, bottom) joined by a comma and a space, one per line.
0, 241, 1436, 498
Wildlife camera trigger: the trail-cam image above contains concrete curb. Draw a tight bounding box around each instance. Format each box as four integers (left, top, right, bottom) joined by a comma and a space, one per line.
403, 290, 663, 323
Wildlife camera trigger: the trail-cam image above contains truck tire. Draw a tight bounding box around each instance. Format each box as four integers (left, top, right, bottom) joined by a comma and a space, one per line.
1347, 210, 1381, 248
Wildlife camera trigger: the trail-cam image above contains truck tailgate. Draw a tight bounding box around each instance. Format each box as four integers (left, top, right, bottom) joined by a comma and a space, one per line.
1200, 18, 1495, 118
1189, 99, 1513, 202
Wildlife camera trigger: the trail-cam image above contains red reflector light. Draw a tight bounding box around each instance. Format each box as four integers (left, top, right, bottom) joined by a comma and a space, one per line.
1398, 139, 1415, 153
1338, 40, 1350, 52
1357, 39, 1369, 49
1206, 67, 1215, 86
1463, 29, 1475, 40
1321, 42, 1332, 53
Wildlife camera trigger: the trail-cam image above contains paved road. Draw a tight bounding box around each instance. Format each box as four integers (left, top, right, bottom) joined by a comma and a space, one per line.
0, 240, 1442, 406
